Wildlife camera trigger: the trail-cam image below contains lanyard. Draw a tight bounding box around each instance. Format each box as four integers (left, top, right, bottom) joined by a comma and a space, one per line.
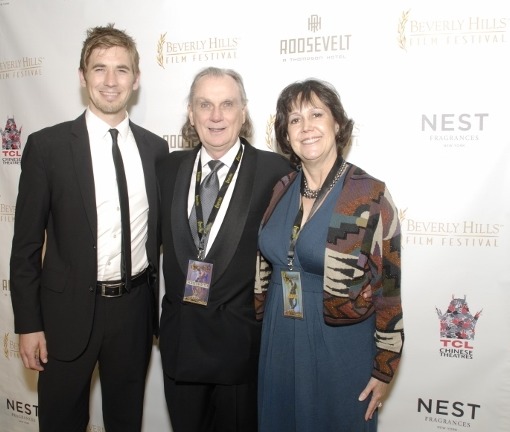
287, 156, 345, 270
193, 145, 243, 259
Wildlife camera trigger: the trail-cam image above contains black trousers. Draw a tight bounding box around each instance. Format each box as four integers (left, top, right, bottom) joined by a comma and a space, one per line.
38, 282, 153, 432
164, 374, 257, 432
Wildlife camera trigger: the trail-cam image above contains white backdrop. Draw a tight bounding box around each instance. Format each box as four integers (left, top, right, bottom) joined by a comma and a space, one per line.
2, 1, 510, 431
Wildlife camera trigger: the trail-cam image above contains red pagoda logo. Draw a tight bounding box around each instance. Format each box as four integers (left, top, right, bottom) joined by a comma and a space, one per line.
1, 116, 22, 161
2, 116, 22, 151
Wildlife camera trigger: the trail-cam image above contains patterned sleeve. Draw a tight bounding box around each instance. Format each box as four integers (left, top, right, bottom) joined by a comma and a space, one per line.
370, 186, 404, 383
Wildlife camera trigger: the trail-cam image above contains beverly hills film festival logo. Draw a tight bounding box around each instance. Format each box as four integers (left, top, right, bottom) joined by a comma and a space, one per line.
397, 9, 508, 51
436, 295, 482, 359
156, 33, 239, 68
1, 116, 22, 165
399, 209, 502, 248
0, 56, 43, 80
3, 332, 20, 360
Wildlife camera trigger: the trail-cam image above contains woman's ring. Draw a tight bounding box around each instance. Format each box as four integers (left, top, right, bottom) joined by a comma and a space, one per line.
378, 402, 383, 408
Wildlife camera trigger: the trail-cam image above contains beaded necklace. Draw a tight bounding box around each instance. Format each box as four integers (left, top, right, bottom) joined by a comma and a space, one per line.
301, 159, 347, 199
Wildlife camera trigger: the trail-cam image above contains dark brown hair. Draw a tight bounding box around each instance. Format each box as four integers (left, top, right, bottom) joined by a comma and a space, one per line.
274, 79, 354, 168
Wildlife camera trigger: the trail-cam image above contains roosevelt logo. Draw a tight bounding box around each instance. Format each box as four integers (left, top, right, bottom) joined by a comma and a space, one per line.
2, 116, 22, 165
436, 295, 482, 359
280, 14, 352, 63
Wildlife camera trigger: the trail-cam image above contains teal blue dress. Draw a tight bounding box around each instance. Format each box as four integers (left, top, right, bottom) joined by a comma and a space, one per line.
258, 171, 377, 432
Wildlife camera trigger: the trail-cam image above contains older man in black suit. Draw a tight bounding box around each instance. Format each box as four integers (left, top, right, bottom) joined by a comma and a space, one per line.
157, 67, 291, 432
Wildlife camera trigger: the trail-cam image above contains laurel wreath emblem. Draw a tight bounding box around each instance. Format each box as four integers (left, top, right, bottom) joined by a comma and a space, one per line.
399, 208, 407, 223
265, 114, 276, 150
4, 333, 9, 359
398, 10, 410, 51
157, 33, 166, 69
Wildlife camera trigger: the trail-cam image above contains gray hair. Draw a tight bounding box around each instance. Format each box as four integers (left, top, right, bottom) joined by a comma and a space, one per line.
181, 67, 254, 146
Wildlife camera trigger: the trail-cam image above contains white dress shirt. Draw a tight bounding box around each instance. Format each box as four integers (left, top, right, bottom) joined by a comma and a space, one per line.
187, 139, 244, 256
86, 108, 149, 281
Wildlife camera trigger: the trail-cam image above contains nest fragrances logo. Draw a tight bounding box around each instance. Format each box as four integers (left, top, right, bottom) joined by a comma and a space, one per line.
421, 112, 489, 147
156, 34, 239, 68
436, 295, 482, 360
280, 14, 352, 63
398, 10, 508, 50
2, 116, 22, 165
0, 57, 44, 80
5, 398, 38, 425
417, 397, 481, 429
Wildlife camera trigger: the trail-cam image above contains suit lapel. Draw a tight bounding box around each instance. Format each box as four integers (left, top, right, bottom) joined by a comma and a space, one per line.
131, 124, 156, 212
70, 113, 97, 240
207, 142, 257, 282
131, 123, 158, 260
172, 147, 201, 275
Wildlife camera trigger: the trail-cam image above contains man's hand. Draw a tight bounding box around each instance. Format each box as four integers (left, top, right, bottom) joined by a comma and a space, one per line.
19, 332, 48, 371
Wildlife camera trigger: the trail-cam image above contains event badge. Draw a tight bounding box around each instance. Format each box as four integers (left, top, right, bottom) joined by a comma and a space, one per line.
183, 260, 214, 306
281, 270, 304, 319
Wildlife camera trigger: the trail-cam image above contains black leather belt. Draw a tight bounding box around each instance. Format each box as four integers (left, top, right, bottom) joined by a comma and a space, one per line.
96, 268, 148, 297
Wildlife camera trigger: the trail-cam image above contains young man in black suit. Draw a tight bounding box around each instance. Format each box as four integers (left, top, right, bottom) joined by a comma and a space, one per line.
10, 24, 168, 432
157, 67, 291, 432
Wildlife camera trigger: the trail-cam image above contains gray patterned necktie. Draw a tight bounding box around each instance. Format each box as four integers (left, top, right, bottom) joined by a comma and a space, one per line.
190, 159, 224, 247
201, 160, 223, 223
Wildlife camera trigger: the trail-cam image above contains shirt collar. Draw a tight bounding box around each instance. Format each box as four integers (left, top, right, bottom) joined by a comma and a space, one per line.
199, 138, 242, 169
85, 108, 130, 141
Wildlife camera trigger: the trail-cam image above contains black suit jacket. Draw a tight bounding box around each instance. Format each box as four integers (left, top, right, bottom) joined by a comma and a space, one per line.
10, 112, 168, 361
157, 139, 291, 385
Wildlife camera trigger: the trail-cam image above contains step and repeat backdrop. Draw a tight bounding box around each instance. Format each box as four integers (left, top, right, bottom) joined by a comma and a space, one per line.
1, 0, 510, 431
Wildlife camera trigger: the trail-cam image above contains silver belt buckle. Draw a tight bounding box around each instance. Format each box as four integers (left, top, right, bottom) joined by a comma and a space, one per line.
99, 282, 124, 298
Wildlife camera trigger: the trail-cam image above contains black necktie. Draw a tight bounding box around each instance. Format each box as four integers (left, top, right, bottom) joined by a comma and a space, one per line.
109, 128, 131, 290
189, 159, 224, 248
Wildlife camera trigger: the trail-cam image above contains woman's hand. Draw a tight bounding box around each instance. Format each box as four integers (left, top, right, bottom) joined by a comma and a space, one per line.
358, 377, 388, 421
